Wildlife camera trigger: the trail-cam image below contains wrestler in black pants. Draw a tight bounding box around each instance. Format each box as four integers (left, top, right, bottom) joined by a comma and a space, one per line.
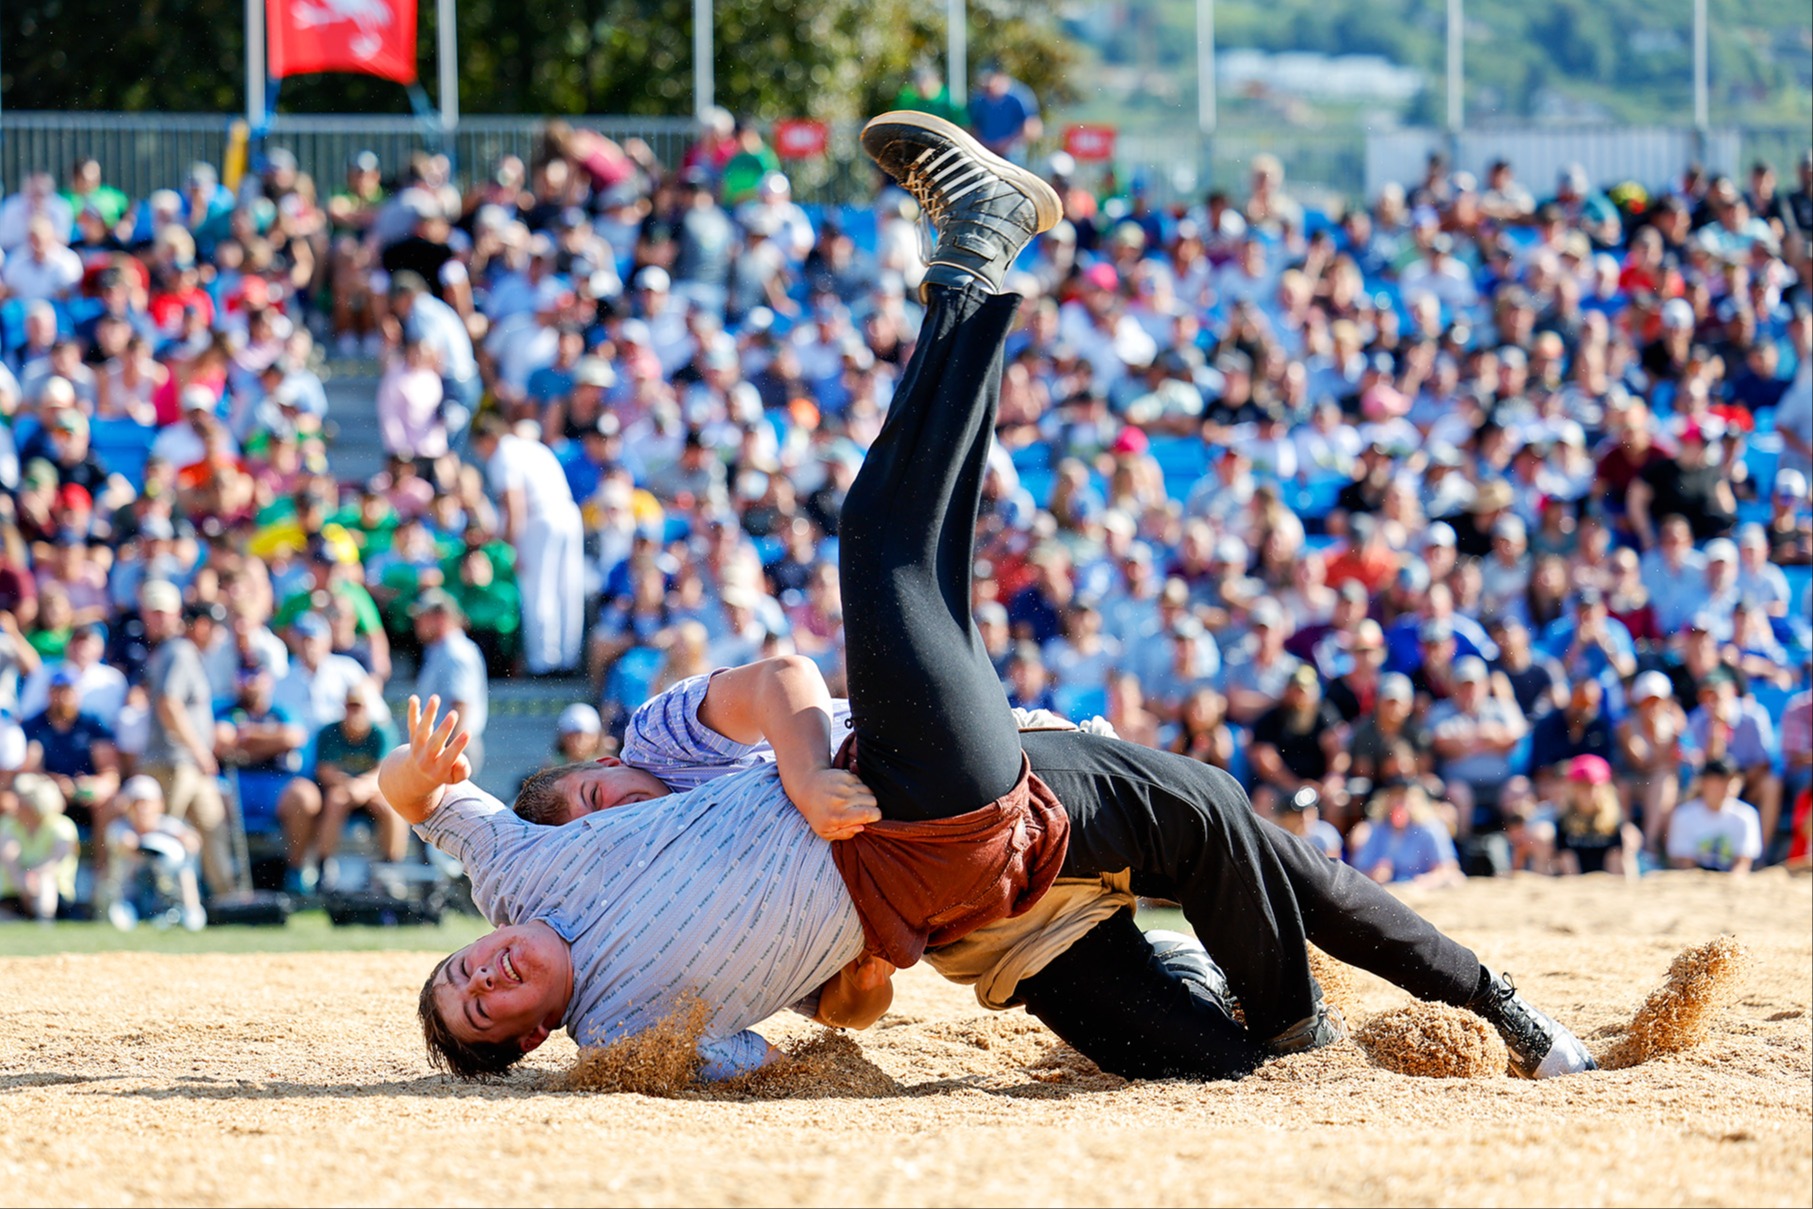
840, 282, 1482, 1076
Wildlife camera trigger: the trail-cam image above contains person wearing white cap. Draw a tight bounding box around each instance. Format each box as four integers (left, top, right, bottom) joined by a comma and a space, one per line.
552, 703, 608, 764
1426, 655, 1529, 830
1766, 468, 1810, 565
1695, 538, 1744, 639
149, 385, 235, 471
1734, 523, 1791, 617
468, 414, 585, 675
1617, 670, 1689, 850
102, 774, 206, 932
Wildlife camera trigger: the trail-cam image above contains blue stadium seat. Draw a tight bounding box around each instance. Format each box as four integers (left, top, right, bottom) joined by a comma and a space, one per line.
0, 298, 28, 354
1054, 685, 1108, 724
1784, 564, 1812, 616
1743, 434, 1781, 497
1018, 466, 1054, 506
1010, 442, 1051, 473
1289, 472, 1349, 520
90, 417, 157, 490
1225, 724, 1251, 791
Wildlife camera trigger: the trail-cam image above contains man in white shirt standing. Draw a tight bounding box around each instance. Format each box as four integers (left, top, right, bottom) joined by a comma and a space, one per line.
470, 415, 585, 675
411, 590, 488, 772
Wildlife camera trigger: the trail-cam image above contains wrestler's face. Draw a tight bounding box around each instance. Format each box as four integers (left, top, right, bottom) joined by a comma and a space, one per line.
550, 759, 673, 824
433, 922, 573, 1051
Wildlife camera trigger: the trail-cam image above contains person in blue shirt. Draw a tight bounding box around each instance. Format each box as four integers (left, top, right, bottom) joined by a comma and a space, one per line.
20, 668, 120, 831
967, 63, 1042, 163
1350, 779, 1465, 887
1538, 588, 1637, 706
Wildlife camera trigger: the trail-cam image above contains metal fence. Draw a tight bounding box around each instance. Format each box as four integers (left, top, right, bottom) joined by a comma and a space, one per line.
1, 110, 1806, 208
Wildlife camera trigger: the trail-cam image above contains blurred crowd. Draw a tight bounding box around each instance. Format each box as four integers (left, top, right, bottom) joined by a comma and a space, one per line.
0, 91, 1809, 926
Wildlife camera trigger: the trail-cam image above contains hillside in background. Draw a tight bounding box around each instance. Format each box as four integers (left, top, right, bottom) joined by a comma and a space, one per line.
1061, 0, 1812, 133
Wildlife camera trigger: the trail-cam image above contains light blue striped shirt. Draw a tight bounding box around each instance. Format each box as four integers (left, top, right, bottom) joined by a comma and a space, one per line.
417, 768, 864, 1080
620, 671, 853, 790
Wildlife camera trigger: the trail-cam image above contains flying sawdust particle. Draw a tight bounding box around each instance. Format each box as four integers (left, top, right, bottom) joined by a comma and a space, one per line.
554, 996, 711, 1096
1596, 936, 1751, 1070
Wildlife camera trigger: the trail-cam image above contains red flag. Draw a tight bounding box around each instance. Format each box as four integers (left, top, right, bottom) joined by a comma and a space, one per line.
773, 119, 830, 160
267, 0, 419, 84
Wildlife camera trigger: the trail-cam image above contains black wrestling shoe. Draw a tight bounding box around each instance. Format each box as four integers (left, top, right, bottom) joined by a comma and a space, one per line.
1467, 967, 1598, 1078
1146, 929, 1239, 1018
860, 110, 1061, 296
1267, 1000, 1347, 1055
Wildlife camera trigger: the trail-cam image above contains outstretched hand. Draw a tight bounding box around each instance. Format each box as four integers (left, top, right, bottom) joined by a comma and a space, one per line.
794, 768, 881, 842
384, 699, 475, 812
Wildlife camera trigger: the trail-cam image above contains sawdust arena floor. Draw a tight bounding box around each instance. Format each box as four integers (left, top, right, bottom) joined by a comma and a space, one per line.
3, 870, 1809, 1207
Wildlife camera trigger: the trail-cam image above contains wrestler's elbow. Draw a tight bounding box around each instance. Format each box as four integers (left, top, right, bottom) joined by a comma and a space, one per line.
814, 971, 895, 1031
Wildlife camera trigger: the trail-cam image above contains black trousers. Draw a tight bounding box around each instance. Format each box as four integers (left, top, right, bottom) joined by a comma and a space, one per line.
840, 283, 1483, 1064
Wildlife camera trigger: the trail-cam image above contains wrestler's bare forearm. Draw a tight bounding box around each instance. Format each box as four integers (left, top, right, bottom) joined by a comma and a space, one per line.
699, 657, 880, 840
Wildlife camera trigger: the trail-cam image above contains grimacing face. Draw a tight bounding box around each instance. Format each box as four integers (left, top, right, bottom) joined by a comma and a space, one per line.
545, 759, 674, 824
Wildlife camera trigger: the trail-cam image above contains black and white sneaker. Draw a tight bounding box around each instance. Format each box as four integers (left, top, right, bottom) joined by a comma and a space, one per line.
1267, 1000, 1347, 1055
1145, 929, 1240, 1019
860, 110, 1061, 296
1468, 967, 1598, 1078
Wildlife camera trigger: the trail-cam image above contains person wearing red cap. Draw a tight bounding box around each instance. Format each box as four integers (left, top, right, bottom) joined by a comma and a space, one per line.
1553, 754, 1641, 877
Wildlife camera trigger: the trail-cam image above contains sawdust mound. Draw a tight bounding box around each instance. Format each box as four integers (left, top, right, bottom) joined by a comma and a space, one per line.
554, 996, 711, 1096
697, 1030, 900, 1100
1597, 936, 1751, 1070
1356, 1003, 1510, 1079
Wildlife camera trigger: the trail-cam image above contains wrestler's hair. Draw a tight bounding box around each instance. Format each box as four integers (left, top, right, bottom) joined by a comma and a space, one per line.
419, 954, 529, 1080
512, 763, 596, 826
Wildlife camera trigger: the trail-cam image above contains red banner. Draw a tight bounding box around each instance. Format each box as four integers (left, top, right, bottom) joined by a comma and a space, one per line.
1063, 124, 1118, 162
773, 119, 830, 160
267, 0, 418, 84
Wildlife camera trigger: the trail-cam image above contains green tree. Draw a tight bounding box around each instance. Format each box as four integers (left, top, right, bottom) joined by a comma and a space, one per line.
0, 0, 1073, 120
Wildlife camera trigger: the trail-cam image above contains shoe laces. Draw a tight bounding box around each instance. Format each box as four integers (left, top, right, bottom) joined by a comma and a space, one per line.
899, 144, 999, 237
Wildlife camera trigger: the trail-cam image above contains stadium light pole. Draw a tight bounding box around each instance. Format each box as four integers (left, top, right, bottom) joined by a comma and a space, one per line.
247, 0, 266, 128
1445, 0, 1463, 158
695, 0, 714, 118
1196, 0, 1216, 188
438, 0, 459, 136
947, 0, 967, 108
1692, 0, 1709, 156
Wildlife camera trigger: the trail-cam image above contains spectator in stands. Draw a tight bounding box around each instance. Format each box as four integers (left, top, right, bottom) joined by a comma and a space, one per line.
1528, 676, 1616, 793
276, 681, 400, 891
272, 612, 376, 740
0, 773, 80, 920
1249, 664, 1348, 818
1687, 670, 1781, 853
469, 415, 584, 675
967, 62, 1042, 163
1427, 657, 1529, 837
1275, 786, 1344, 860
1553, 754, 1641, 877
139, 586, 231, 894
552, 703, 610, 765
214, 661, 307, 840
1667, 757, 1762, 875
20, 667, 120, 833
103, 774, 204, 930
1619, 670, 1694, 852
411, 589, 488, 773
1349, 778, 1464, 887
